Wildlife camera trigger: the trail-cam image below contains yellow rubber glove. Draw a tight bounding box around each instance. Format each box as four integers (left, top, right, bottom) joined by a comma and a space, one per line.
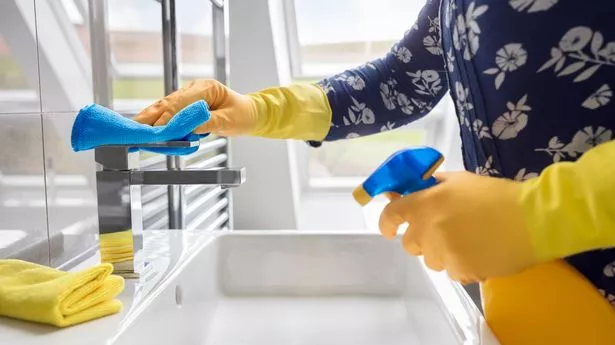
379, 171, 533, 282
379, 139, 615, 282
520, 139, 615, 262
0, 260, 124, 327
133, 79, 332, 141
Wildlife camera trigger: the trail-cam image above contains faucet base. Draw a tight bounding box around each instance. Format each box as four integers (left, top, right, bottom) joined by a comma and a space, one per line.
111, 261, 140, 279
99, 230, 143, 279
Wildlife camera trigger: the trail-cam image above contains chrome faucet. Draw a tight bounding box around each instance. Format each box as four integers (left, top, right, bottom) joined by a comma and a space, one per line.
95, 140, 245, 278
87, 0, 236, 278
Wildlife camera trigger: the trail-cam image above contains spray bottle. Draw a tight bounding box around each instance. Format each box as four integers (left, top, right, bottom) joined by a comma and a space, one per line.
351, 146, 615, 345
352, 146, 443, 205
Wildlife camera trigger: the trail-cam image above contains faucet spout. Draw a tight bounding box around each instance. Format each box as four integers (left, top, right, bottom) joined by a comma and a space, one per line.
129, 167, 246, 186
95, 140, 245, 279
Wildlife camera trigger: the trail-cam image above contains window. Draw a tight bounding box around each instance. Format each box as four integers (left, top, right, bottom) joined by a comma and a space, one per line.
290, 0, 425, 79
286, 0, 454, 187
107, 0, 215, 112
104, 0, 228, 230
35, 0, 229, 232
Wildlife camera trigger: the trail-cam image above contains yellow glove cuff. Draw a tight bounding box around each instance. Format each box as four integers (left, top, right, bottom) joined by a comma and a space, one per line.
247, 83, 332, 141
519, 140, 615, 262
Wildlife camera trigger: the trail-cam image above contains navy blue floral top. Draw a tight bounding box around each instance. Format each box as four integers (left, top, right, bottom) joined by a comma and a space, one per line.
315, 0, 615, 305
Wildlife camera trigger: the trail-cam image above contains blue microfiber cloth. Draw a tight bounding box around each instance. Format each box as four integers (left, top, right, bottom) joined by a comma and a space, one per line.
71, 100, 210, 156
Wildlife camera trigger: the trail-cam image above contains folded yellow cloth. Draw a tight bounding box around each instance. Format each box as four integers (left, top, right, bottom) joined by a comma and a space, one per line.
0, 260, 124, 327
99, 230, 134, 263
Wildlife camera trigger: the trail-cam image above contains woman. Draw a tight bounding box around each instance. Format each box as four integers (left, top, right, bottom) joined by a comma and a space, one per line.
135, 1, 615, 343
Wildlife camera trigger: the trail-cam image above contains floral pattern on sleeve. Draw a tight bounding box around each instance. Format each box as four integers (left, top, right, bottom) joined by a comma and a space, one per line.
317, 0, 447, 141
314, 0, 615, 308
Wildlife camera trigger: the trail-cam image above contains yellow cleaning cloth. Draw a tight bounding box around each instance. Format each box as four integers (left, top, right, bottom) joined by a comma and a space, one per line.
99, 230, 134, 263
0, 260, 124, 327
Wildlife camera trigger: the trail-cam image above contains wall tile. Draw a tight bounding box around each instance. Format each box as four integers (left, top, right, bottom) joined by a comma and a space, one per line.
36, 0, 93, 113
0, 113, 49, 264
0, 0, 41, 114
42, 112, 98, 267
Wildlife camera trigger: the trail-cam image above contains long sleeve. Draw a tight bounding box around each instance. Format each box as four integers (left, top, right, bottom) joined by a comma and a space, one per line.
315, 0, 447, 142
520, 139, 615, 262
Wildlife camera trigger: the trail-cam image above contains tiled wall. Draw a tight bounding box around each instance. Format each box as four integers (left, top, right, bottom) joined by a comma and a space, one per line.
0, 0, 98, 267
0, 0, 216, 268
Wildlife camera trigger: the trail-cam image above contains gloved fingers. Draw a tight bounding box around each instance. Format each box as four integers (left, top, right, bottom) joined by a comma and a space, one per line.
170, 79, 229, 110
379, 196, 420, 240
447, 270, 477, 285
422, 254, 444, 272
134, 92, 183, 126
132, 109, 157, 126
189, 79, 232, 109
406, 228, 443, 271
444, 260, 482, 284
134, 79, 227, 126
401, 223, 422, 256
379, 207, 406, 240
153, 111, 174, 127
193, 110, 224, 134
457, 276, 480, 285
433, 171, 457, 182
457, 278, 476, 286
133, 102, 167, 125
383, 192, 402, 201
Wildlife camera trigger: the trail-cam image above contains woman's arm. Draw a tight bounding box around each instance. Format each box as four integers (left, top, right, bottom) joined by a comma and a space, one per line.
373, 139, 615, 282
520, 139, 615, 261
133, 0, 446, 142
316, 0, 447, 142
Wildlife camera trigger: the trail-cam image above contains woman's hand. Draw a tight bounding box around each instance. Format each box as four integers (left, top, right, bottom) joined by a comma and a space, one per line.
133, 79, 259, 136
133, 79, 332, 141
379, 171, 536, 283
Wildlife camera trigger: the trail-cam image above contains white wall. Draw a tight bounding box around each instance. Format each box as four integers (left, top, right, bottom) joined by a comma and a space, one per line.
228, 0, 301, 230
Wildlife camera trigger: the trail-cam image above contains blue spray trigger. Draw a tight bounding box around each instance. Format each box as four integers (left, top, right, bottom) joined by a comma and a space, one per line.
353, 147, 444, 206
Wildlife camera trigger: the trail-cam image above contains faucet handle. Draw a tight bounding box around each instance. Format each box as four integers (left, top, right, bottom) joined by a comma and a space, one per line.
101, 140, 200, 149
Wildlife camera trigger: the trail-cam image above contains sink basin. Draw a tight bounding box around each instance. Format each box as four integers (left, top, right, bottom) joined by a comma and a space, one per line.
0, 230, 499, 345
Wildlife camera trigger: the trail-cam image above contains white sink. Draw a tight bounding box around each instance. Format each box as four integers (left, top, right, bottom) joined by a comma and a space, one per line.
0, 230, 499, 345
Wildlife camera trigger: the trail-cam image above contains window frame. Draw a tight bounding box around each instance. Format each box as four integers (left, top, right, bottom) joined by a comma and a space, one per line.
281, 0, 451, 193
83, 0, 218, 110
